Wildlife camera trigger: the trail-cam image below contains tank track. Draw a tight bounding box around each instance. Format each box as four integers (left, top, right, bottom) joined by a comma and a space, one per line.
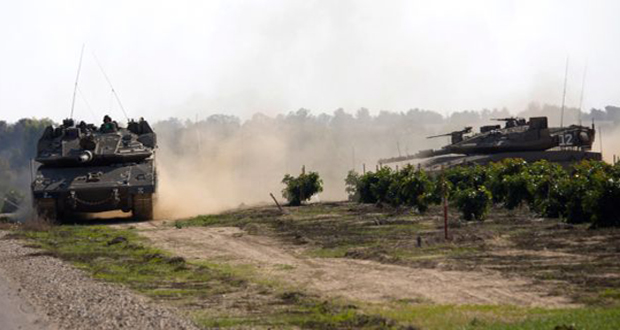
132, 194, 153, 221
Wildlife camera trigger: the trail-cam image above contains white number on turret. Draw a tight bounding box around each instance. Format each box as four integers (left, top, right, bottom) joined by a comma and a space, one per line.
559, 133, 574, 146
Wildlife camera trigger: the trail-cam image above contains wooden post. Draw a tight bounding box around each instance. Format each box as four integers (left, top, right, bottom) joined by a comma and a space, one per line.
270, 193, 283, 212
300, 165, 305, 204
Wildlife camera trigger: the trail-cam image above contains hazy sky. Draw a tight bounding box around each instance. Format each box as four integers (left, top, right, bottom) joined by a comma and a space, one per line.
0, 0, 619, 123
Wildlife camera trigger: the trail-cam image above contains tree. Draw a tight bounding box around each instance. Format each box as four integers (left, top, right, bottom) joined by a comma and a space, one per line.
281, 171, 323, 206
455, 186, 492, 221
344, 170, 361, 202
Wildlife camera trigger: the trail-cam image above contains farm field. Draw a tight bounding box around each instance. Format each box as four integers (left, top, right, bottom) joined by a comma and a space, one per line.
14, 202, 620, 329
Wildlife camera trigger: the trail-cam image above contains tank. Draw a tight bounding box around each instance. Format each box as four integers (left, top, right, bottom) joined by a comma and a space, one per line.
378, 117, 602, 171
31, 117, 157, 221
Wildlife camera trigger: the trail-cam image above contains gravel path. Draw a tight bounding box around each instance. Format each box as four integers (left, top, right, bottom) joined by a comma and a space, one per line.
0, 267, 49, 330
0, 231, 200, 330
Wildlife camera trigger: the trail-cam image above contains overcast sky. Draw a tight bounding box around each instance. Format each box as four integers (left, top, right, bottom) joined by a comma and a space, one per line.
0, 0, 619, 123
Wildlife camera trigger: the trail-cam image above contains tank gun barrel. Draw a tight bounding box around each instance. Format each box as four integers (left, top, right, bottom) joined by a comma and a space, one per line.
427, 133, 452, 139
426, 127, 472, 139
378, 148, 450, 165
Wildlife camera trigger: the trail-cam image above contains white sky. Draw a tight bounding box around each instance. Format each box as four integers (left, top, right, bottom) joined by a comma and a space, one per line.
0, 0, 619, 123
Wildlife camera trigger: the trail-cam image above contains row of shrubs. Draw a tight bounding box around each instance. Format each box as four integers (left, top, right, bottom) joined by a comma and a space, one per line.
345, 159, 620, 227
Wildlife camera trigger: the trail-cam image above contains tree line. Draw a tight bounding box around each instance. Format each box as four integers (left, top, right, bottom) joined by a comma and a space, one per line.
1, 103, 619, 211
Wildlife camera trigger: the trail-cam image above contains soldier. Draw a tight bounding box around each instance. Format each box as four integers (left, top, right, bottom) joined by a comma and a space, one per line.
100, 115, 118, 132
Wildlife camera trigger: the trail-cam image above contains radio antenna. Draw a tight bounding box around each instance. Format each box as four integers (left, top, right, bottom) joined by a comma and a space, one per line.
76, 86, 98, 122
578, 61, 588, 126
92, 52, 130, 121
560, 55, 569, 128
69, 44, 85, 120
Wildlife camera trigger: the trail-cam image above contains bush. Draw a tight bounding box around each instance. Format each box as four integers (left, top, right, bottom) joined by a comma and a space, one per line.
386, 165, 433, 212
486, 158, 527, 204
526, 161, 567, 217
503, 172, 532, 210
345, 159, 620, 227
281, 171, 323, 206
585, 177, 620, 227
562, 161, 609, 224
344, 170, 361, 202
444, 164, 488, 193
355, 167, 396, 204
455, 186, 492, 221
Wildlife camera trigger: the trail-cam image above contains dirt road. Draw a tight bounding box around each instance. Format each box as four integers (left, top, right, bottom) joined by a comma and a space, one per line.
0, 232, 199, 330
0, 268, 49, 330
130, 221, 574, 307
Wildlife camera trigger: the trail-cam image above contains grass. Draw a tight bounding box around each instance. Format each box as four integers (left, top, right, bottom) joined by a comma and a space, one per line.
17, 226, 240, 299
174, 203, 489, 273
13, 202, 620, 329
170, 201, 620, 328
176, 202, 620, 306
370, 302, 620, 330
13, 224, 395, 329
192, 294, 394, 329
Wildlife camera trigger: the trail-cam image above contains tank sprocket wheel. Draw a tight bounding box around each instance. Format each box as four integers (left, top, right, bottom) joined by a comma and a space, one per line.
132, 194, 153, 221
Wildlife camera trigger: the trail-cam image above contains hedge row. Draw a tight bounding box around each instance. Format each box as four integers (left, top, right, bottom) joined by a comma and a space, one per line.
345, 159, 620, 227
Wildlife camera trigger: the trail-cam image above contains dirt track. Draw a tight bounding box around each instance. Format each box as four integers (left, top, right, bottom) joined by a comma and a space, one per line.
128, 221, 574, 308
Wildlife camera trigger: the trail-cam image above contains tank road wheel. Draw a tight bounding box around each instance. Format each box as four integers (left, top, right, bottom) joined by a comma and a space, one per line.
133, 194, 153, 221
35, 198, 57, 222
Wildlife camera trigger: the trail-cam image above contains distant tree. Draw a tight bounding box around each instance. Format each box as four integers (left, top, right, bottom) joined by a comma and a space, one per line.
344, 170, 361, 202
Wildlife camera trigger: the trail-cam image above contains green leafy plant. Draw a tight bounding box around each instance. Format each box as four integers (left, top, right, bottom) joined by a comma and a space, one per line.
370, 167, 395, 204
526, 161, 567, 217
486, 158, 527, 204
387, 165, 433, 212
584, 176, 620, 227
344, 170, 361, 202
281, 171, 323, 206
455, 186, 492, 221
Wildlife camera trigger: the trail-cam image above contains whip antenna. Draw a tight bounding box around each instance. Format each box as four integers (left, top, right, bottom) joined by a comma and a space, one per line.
578, 61, 588, 126
76, 86, 98, 122
92, 52, 130, 121
560, 55, 569, 128
69, 44, 85, 120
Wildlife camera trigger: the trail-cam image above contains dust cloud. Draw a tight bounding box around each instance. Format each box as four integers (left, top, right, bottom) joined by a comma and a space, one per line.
3, 104, 619, 220
151, 109, 437, 218
152, 105, 620, 219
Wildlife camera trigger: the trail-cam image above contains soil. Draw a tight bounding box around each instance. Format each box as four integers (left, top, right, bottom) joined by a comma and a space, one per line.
126, 220, 575, 308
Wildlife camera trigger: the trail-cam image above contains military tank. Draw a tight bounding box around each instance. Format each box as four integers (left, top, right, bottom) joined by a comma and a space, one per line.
378, 116, 601, 171
31, 117, 157, 221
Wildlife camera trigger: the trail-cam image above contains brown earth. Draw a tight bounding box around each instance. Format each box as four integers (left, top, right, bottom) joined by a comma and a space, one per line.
124, 220, 575, 308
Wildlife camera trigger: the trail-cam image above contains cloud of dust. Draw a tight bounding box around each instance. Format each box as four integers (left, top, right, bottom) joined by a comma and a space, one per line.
151, 110, 430, 218
150, 108, 506, 218
154, 122, 289, 218
150, 104, 620, 219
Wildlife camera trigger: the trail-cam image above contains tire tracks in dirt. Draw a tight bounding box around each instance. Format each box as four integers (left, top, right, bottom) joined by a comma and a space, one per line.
126, 221, 576, 308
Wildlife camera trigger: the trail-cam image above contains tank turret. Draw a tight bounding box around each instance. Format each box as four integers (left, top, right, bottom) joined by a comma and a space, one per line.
31, 117, 157, 221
